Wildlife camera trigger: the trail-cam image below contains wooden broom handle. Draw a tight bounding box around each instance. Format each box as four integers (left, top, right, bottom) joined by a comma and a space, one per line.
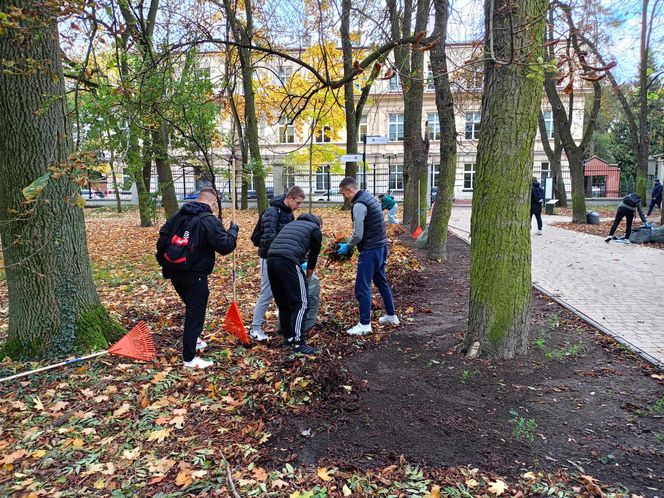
231, 155, 237, 302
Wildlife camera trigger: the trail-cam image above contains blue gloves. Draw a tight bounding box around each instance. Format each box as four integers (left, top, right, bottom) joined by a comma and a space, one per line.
300, 262, 308, 271
644, 222, 652, 229
336, 243, 351, 256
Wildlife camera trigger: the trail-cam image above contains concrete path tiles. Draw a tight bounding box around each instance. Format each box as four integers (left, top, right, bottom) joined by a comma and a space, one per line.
446, 207, 664, 368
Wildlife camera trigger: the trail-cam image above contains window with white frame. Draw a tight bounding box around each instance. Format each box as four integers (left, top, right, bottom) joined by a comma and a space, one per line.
278, 117, 295, 144
388, 113, 404, 141
540, 162, 551, 183
275, 65, 292, 86
464, 112, 481, 140
426, 65, 435, 91
316, 165, 330, 191
389, 164, 404, 191
314, 124, 332, 143
427, 113, 440, 141
389, 71, 400, 92
359, 114, 368, 142
283, 166, 295, 188
542, 111, 554, 139
463, 163, 476, 190
431, 163, 440, 190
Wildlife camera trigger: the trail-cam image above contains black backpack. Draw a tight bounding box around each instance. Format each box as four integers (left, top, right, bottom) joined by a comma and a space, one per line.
250, 207, 280, 247
163, 211, 213, 270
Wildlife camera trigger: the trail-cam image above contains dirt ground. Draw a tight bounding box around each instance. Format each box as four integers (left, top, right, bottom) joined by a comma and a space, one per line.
267, 236, 664, 496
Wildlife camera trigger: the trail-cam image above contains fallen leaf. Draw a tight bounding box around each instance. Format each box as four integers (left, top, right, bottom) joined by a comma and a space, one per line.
488, 479, 507, 496
113, 403, 132, 417
32, 450, 47, 458
32, 397, 44, 411
272, 479, 289, 489
50, 401, 68, 412
169, 415, 185, 429
317, 466, 332, 481
175, 468, 192, 488
122, 447, 141, 461
147, 428, 172, 442
253, 467, 268, 481
342, 484, 353, 496
0, 449, 27, 465
425, 485, 441, 498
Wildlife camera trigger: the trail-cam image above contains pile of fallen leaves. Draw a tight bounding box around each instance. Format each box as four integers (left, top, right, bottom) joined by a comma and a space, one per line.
0, 208, 635, 496
552, 219, 664, 251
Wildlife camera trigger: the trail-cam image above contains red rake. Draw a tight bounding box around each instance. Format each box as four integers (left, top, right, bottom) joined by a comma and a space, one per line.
222, 156, 250, 345
0, 321, 156, 383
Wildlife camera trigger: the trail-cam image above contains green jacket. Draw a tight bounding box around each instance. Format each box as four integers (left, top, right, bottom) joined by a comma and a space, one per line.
380, 195, 396, 210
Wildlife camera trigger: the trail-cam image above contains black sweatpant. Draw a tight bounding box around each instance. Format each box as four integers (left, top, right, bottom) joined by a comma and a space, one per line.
267, 256, 308, 343
609, 206, 635, 238
170, 271, 209, 362
530, 204, 543, 230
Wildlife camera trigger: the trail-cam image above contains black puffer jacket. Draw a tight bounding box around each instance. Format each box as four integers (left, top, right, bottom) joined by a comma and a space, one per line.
258, 194, 294, 258
352, 190, 387, 252
156, 202, 238, 275
267, 213, 322, 270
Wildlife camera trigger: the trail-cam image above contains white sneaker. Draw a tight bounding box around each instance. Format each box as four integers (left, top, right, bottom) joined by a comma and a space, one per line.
249, 328, 268, 342
346, 322, 372, 336
183, 357, 214, 369
378, 315, 400, 326
196, 338, 208, 351
623, 239, 631, 244
536, 230, 543, 235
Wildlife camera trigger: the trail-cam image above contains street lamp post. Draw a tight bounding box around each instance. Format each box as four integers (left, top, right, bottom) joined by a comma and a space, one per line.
383, 153, 396, 195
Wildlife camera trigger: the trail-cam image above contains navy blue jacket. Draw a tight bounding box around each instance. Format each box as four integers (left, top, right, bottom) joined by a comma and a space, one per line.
268, 213, 322, 270
352, 190, 388, 252
653, 182, 663, 203
258, 194, 294, 258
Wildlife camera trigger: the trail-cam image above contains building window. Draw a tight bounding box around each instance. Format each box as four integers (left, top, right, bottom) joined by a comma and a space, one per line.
389, 71, 400, 92
464, 112, 481, 140
388, 113, 404, 141
431, 162, 440, 189
426, 65, 435, 91
359, 114, 368, 142
316, 165, 330, 191
389, 164, 404, 191
542, 111, 554, 139
540, 162, 551, 183
427, 113, 440, 141
314, 125, 332, 143
283, 166, 295, 189
278, 117, 295, 144
463, 163, 476, 190
275, 65, 292, 86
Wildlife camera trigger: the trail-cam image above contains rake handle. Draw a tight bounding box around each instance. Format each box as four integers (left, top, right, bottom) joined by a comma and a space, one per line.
230, 155, 237, 302
0, 351, 108, 383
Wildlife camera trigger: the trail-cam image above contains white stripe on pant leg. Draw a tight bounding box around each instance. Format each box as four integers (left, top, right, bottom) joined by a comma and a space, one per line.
294, 266, 308, 342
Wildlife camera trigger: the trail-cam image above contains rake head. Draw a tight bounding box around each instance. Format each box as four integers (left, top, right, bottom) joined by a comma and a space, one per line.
108, 321, 156, 361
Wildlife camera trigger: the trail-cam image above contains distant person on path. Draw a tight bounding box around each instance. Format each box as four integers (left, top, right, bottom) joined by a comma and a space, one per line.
647, 178, 662, 217
156, 188, 238, 369
250, 186, 305, 342
605, 192, 648, 244
378, 193, 398, 224
267, 213, 323, 355
337, 177, 398, 336
530, 176, 544, 235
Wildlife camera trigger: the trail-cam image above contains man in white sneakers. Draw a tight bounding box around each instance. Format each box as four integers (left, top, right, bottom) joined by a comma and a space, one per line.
336, 177, 399, 336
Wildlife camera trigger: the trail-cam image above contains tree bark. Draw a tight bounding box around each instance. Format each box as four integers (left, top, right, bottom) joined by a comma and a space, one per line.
0, 0, 123, 359
537, 112, 567, 207
341, 0, 358, 189
426, 0, 457, 260
464, 0, 546, 359
636, 0, 650, 205
152, 123, 179, 218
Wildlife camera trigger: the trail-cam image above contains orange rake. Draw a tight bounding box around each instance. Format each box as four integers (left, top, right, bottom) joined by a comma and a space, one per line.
0, 321, 156, 383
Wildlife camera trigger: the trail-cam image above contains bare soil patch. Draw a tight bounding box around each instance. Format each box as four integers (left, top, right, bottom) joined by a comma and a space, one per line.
267, 236, 664, 495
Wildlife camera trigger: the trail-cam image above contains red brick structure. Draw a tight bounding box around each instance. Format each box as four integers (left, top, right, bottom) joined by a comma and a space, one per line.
584, 156, 621, 198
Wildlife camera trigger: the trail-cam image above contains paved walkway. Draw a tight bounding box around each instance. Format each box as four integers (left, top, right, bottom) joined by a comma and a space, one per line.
446, 207, 664, 368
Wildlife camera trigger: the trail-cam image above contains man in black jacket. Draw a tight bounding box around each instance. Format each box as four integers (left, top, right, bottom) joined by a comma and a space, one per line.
530, 177, 545, 235
337, 177, 398, 336
156, 188, 238, 369
647, 178, 662, 217
605, 192, 648, 244
250, 186, 305, 342
267, 213, 322, 354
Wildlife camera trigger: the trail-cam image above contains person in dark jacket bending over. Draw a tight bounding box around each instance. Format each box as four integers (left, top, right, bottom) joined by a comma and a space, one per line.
647, 178, 662, 217
605, 192, 649, 244
250, 186, 305, 342
530, 177, 545, 235
156, 188, 238, 369
337, 177, 399, 336
267, 213, 323, 355
377, 193, 398, 224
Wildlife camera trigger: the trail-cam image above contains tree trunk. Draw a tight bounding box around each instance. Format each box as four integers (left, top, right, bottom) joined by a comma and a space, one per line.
341, 0, 358, 210
426, 0, 457, 260
0, 0, 123, 359
152, 122, 179, 218
636, 0, 650, 205
129, 125, 154, 227
567, 148, 587, 222
537, 112, 568, 207
464, 0, 546, 359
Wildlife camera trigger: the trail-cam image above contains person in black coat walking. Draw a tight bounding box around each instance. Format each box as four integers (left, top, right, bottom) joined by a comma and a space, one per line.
267, 213, 323, 355
647, 178, 662, 216
530, 177, 545, 235
156, 188, 238, 369
250, 186, 305, 341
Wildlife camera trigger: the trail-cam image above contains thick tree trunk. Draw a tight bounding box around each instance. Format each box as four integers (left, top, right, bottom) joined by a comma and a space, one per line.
152, 123, 179, 218
341, 0, 358, 210
567, 149, 587, 222
426, 0, 457, 260
537, 112, 568, 207
0, 0, 123, 359
464, 0, 546, 359
636, 0, 650, 205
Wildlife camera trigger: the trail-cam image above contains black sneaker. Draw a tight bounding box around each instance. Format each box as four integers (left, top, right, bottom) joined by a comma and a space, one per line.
292, 342, 317, 355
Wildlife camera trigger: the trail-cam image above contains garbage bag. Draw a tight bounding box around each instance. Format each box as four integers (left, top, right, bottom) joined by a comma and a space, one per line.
629, 228, 651, 244
414, 226, 429, 249
586, 211, 600, 225
650, 225, 664, 243
303, 273, 320, 332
